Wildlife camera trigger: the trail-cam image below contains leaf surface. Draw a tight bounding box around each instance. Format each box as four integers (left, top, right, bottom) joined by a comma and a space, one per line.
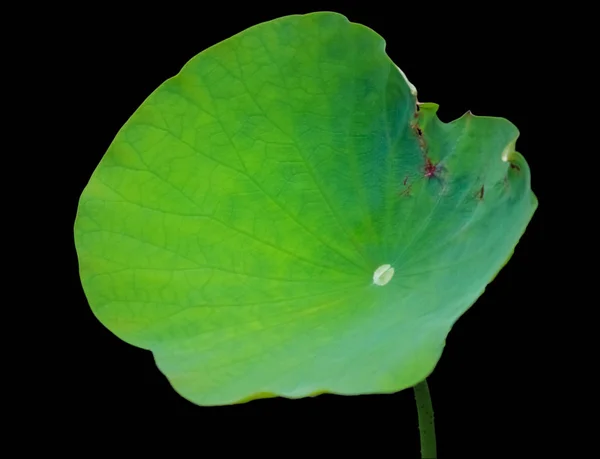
74, 12, 537, 405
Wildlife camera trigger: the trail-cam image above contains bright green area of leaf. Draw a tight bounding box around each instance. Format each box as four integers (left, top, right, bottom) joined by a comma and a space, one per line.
74, 12, 537, 405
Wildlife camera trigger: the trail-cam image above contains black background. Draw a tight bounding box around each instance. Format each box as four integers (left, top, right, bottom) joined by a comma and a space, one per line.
64, 5, 550, 456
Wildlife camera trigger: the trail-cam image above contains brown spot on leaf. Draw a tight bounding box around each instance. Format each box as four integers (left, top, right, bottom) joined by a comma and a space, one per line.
411, 122, 423, 137
424, 157, 437, 178
399, 185, 412, 197
399, 176, 412, 197
477, 185, 484, 200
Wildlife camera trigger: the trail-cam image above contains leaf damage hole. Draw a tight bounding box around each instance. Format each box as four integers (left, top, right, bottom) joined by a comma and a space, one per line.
411, 121, 428, 153
477, 185, 485, 200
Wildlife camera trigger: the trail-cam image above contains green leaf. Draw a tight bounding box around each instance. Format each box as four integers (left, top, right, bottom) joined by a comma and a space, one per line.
74, 12, 537, 406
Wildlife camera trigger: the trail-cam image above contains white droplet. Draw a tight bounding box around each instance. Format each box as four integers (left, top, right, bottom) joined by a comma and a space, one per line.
373, 264, 394, 286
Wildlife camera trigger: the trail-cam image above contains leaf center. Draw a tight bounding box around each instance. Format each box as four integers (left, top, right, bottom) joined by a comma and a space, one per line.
373, 264, 395, 286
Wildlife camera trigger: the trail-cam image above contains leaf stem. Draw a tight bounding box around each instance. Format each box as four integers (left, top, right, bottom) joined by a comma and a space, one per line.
414, 378, 437, 458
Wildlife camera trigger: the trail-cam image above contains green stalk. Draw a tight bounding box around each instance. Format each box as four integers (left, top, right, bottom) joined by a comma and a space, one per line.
414, 379, 437, 458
